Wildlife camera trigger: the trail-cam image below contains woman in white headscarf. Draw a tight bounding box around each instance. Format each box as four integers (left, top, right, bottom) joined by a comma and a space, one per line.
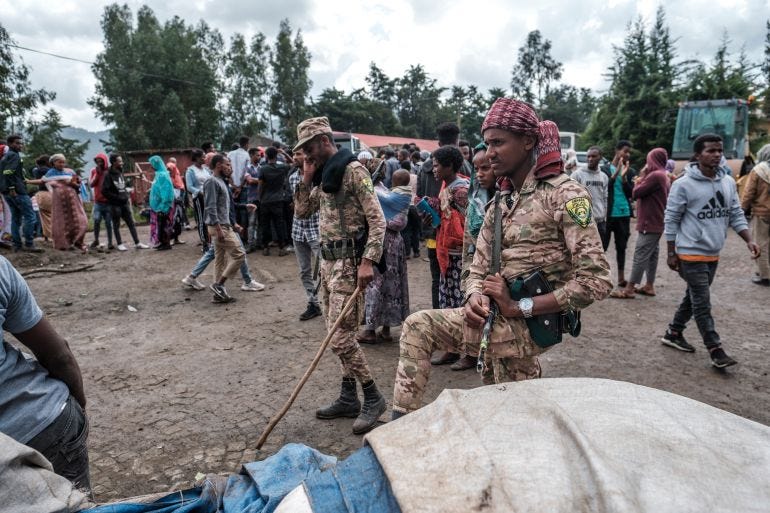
740, 144, 770, 285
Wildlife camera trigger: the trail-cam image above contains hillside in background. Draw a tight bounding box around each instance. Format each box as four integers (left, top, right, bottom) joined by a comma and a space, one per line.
61, 127, 111, 170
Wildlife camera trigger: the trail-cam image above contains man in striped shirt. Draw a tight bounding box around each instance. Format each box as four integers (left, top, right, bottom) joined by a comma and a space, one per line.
289, 149, 322, 320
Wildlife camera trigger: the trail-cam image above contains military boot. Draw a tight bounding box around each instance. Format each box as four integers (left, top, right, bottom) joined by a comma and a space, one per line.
316, 377, 361, 419
352, 381, 387, 434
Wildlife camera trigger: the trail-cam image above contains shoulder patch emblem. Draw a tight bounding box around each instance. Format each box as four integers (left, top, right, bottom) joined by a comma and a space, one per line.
565, 197, 592, 228
361, 175, 374, 194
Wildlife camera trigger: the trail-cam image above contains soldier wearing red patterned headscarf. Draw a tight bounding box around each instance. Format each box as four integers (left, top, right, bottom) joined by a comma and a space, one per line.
391, 98, 612, 419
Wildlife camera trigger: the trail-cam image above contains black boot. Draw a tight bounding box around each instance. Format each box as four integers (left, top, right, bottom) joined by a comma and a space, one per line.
316, 377, 360, 419
391, 410, 407, 422
352, 380, 386, 434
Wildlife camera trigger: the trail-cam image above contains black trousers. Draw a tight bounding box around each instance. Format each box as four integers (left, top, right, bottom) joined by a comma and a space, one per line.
602, 216, 630, 273
428, 247, 441, 309
110, 203, 140, 245
259, 201, 287, 246
402, 206, 421, 256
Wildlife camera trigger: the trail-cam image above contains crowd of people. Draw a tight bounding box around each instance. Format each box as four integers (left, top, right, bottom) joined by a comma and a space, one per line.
1, 97, 769, 499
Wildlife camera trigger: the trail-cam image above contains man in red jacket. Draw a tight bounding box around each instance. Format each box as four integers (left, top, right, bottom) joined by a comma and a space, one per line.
611, 148, 670, 298
88, 153, 113, 251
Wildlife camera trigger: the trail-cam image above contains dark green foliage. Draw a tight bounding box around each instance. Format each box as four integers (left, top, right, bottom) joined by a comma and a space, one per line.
89, 4, 220, 150
270, 19, 312, 145
25, 109, 89, 170
510, 30, 563, 107
0, 23, 55, 134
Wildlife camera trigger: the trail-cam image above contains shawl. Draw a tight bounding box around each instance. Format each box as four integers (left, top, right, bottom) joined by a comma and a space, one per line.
376, 185, 412, 221
149, 155, 174, 213
321, 148, 357, 193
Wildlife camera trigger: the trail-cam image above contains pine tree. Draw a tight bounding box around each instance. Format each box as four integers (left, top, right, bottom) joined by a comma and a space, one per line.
25, 110, 89, 170
270, 19, 312, 144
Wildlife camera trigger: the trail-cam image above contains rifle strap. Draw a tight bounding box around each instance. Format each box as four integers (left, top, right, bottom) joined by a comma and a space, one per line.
491, 191, 502, 275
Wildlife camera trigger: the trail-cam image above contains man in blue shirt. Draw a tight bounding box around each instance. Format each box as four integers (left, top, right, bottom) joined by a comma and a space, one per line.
0, 256, 90, 495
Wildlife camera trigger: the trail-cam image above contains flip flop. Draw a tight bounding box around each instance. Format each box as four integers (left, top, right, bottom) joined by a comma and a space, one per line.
634, 287, 656, 297
610, 289, 635, 299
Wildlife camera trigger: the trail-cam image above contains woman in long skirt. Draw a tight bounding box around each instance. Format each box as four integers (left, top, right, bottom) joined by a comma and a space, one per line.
148, 155, 176, 250
37, 154, 88, 251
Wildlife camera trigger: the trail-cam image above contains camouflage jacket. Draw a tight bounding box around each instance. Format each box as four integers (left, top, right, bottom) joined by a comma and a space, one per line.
466, 172, 612, 312
294, 161, 386, 263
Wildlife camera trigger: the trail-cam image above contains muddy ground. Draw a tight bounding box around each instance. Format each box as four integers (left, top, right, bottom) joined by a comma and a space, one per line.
5, 223, 769, 500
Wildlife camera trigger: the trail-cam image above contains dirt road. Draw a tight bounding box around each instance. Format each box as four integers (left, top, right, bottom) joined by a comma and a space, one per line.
6, 224, 769, 500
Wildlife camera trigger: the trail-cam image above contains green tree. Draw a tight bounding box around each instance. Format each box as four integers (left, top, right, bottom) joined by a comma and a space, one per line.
25, 109, 89, 170
270, 19, 312, 144
679, 33, 757, 102
90, 4, 221, 150
395, 65, 444, 139
762, 19, 770, 117
582, 8, 678, 159
0, 23, 55, 134
313, 87, 402, 135
440, 85, 487, 145
540, 85, 595, 133
222, 32, 271, 146
365, 62, 398, 105
510, 30, 563, 107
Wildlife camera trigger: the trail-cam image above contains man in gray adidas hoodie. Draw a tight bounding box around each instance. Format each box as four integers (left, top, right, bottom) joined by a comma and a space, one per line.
661, 134, 760, 368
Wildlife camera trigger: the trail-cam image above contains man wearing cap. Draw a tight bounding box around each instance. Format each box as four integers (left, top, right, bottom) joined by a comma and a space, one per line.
294, 116, 388, 434
391, 99, 612, 419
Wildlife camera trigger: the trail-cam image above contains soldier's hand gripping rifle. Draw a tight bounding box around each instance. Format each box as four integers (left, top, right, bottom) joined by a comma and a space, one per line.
477, 190, 502, 374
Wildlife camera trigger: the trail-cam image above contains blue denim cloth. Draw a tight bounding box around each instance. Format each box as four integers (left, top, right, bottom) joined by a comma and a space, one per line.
92, 203, 113, 246
83, 443, 398, 513
26, 395, 91, 498
190, 242, 251, 283
670, 260, 720, 348
3, 193, 37, 247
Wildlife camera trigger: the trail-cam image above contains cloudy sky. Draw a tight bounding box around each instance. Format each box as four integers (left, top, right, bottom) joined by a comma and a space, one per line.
3, 0, 769, 132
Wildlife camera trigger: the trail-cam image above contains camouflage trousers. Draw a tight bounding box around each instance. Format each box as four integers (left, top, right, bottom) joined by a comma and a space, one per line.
320, 258, 373, 383
393, 307, 543, 413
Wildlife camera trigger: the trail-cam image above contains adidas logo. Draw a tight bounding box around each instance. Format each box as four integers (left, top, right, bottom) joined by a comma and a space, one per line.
697, 190, 729, 220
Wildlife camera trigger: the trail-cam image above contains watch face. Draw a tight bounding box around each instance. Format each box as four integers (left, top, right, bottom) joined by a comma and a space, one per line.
520, 298, 534, 311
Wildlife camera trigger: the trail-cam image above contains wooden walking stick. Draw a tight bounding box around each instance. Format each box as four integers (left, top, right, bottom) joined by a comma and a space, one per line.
256, 286, 362, 449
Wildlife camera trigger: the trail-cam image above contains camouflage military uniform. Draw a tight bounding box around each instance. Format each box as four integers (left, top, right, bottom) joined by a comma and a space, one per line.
393, 172, 612, 413
295, 161, 386, 383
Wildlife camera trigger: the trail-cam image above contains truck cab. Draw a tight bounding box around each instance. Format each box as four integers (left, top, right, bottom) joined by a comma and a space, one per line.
672, 99, 749, 160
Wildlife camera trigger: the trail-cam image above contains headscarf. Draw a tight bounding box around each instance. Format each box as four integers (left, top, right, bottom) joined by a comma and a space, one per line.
481, 98, 564, 192
43, 154, 74, 182
646, 148, 669, 173
376, 186, 412, 221
149, 155, 174, 213
665, 159, 676, 173
757, 144, 770, 164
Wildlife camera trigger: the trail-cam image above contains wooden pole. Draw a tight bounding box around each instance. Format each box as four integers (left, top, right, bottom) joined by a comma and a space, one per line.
255, 286, 361, 450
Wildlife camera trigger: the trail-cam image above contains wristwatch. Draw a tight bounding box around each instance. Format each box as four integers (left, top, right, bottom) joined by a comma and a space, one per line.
518, 297, 534, 318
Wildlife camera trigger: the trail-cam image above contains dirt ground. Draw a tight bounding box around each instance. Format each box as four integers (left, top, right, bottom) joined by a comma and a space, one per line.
5, 222, 769, 500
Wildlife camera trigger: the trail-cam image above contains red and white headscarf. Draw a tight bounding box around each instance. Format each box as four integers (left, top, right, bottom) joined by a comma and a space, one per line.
482, 98, 563, 185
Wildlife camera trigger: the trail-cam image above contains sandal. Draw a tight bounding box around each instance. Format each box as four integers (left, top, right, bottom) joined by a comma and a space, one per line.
610, 289, 635, 299
617, 280, 628, 288
377, 330, 393, 342
634, 287, 656, 297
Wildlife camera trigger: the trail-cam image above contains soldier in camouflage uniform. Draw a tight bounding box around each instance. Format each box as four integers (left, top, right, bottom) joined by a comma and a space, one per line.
392, 99, 612, 417
293, 117, 388, 434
